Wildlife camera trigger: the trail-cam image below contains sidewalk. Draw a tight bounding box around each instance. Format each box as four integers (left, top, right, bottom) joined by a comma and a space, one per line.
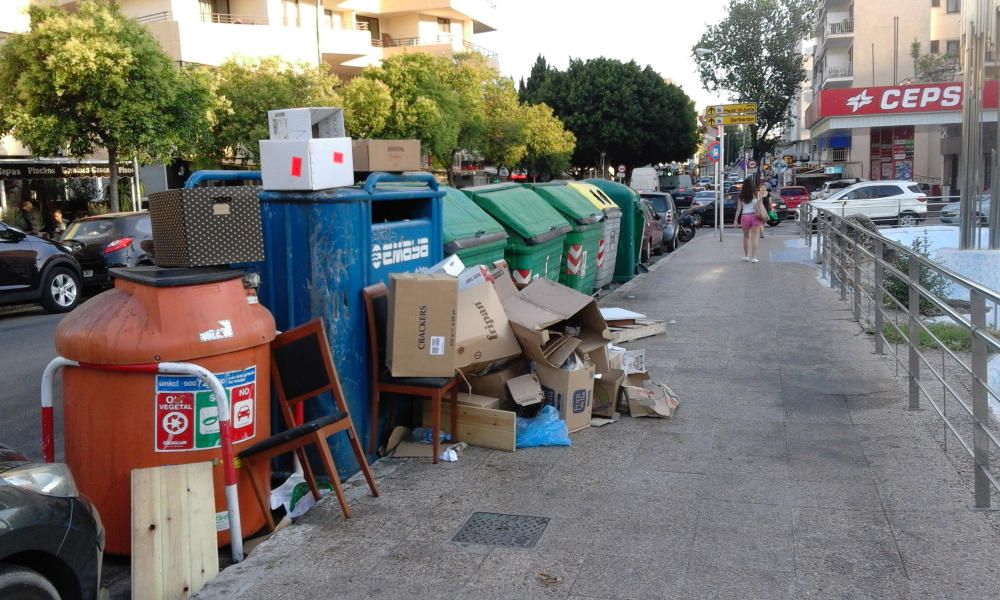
195, 229, 1000, 600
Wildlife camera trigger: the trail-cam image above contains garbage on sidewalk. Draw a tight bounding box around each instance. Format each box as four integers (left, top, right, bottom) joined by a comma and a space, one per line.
516, 405, 572, 448
600, 307, 668, 344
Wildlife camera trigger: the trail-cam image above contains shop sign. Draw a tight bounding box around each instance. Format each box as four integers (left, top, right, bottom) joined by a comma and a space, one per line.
807, 80, 999, 125
0, 161, 136, 179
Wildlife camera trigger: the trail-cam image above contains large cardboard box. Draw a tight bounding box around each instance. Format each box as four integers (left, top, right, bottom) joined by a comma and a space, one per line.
535, 361, 595, 433
268, 107, 345, 140
455, 271, 521, 371
464, 361, 527, 407
387, 273, 457, 377
352, 139, 421, 172
259, 138, 354, 191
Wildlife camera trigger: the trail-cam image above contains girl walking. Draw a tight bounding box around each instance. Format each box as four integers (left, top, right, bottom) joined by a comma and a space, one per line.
734, 176, 766, 262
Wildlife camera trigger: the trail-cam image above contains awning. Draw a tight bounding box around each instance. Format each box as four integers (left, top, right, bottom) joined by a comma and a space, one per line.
0, 161, 136, 179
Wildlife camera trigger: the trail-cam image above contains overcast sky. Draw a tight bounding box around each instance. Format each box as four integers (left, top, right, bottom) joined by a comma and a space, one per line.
476, 0, 731, 111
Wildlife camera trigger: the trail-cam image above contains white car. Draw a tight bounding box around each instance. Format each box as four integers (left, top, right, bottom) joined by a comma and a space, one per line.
810, 179, 863, 200
805, 180, 927, 226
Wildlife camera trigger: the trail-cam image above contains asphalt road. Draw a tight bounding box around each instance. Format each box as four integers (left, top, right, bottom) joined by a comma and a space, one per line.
0, 306, 65, 462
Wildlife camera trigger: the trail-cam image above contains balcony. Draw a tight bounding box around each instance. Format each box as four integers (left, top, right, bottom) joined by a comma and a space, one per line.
135, 11, 269, 26
362, 0, 498, 33
320, 27, 374, 64
817, 15, 854, 52
822, 64, 854, 89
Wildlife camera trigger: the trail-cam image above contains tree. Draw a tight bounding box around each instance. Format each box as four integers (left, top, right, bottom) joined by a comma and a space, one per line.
341, 77, 393, 138
692, 0, 814, 160
479, 79, 528, 168
207, 57, 341, 165
0, 1, 215, 211
909, 40, 959, 83
522, 57, 699, 169
519, 102, 576, 180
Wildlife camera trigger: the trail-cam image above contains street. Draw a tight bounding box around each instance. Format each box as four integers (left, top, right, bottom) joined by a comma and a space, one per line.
0, 306, 64, 461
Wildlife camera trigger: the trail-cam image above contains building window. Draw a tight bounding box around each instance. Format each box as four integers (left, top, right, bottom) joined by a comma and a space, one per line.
283, 0, 300, 27
930, 40, 940, 54
946, 39, 960, 55
324, 9, 334, 28
357, 16, 380, 43
947, 0, 959, 12
437, 17, 451, 33
199, 0, 230, 21
931, 0, 940, 7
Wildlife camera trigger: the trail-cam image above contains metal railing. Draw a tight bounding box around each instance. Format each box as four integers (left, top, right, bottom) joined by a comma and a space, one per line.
375, 34, 456, 48
826, 64, 854, 79
135, 11, 171, 24
203, 12, 268, 25
828, 17, 854, 35
799, 202, 1000, 508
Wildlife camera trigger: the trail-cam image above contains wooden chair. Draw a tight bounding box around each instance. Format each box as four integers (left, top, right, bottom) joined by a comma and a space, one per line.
362, 282, 459, 463
237, 318, 378, 531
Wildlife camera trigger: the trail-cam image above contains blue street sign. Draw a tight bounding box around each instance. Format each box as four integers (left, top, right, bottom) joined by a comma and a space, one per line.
708, 142, 721, 163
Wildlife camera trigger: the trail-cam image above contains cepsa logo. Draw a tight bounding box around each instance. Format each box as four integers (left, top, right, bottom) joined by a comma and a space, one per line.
876, 85, 961, 111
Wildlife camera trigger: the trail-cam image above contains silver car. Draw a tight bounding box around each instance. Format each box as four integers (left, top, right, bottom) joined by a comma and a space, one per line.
940, 195, 991, 225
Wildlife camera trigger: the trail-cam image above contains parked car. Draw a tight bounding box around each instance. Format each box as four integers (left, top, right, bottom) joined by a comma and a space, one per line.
806, 180, 927, 226
0, 444, 105, 600
62, 212, 154, 289
640, 192, 679, 252
0, 222, 83, 313
692, 193, 740, 226
638, 198, 665, 260
630, 167, 660, 192
691, 190, 718, 210
670, 186, 695, 207
940, 194, 991, 225
697, 177, 713, 188
810, 178, 862, 200
779, 186, 810, 211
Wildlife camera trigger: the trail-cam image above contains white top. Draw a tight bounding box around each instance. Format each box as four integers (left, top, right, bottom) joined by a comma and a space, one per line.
740, 197, 759, 215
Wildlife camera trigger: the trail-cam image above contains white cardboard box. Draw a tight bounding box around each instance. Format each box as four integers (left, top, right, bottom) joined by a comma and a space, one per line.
259, 138, 354, 191
267, 107, 345, 140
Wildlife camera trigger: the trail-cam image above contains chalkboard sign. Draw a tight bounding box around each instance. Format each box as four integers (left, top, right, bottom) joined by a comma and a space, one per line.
272, 331, 331, 401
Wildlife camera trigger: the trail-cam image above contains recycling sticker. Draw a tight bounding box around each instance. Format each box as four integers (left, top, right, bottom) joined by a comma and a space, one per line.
154, 366, 257, 452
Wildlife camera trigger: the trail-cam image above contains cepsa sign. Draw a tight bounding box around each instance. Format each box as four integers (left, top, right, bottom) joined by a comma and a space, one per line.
807, 80, 999, 125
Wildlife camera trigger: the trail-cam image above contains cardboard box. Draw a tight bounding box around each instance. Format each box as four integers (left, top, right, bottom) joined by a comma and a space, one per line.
623, 372, 680, 418
535, 361, 595, 433
268, 107, 345, 140
457, 393, 501, 410
455, 272, 521, 371
464, 361, 527, 406
259, 138, 354, 191
387, 273, 457, 377
623, 349, 646, 374
352, 139, 421, 172
507, 373, 544, 410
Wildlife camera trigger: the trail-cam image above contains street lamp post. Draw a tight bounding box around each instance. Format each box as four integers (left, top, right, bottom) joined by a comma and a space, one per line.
695, 47, 724, 242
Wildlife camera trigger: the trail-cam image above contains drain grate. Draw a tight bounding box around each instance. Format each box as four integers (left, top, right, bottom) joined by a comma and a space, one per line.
452, 512, 550, 548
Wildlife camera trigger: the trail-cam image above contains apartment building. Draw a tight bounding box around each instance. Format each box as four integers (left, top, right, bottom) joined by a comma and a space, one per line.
804, 0, 992, 192
777, 39, 815, 165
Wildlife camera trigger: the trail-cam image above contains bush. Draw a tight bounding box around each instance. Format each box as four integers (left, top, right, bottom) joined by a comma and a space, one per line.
882, 321, 972, 352
883, 232, 949, 315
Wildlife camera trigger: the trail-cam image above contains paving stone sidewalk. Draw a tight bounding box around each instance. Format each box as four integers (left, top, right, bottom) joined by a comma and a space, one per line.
195, 229, 1000, 600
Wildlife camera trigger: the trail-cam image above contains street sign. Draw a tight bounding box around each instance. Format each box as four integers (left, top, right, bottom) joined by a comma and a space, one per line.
617, 165, 626, 174
708, 142, 721, 163
707, 102, 758, 115
783, 155, 795, 166
748, 160, 758, 169
712, 114, 758, 126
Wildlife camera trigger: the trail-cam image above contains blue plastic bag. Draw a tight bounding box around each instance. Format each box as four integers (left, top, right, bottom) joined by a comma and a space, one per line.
516, 405, 572, 449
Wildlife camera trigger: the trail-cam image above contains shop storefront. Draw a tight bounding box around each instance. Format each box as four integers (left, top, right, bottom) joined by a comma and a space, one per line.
0, 159, 137, 225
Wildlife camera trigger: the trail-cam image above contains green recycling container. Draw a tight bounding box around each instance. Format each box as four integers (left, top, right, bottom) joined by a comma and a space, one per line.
585, 179, 645, 283
441, 185, 508, 267
464, 183, 571, 287
527, 182, 605, 293
568, 182, 622, 290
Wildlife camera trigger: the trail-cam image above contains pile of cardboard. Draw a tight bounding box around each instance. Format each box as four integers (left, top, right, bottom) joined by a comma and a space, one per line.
259, 107, 421, 191
383, 255, 678, 454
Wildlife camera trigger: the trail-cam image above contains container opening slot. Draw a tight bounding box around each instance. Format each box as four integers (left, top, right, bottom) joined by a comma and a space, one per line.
371, 199, 429, 223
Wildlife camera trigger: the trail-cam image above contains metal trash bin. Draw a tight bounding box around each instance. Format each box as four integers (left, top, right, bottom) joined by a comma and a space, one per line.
463, 183, 571, 287
527, 182, 604, 293
568, 182, 622, 290
585, 179, 646, 283
255, 172, 444, 477
442, 185, 508, 266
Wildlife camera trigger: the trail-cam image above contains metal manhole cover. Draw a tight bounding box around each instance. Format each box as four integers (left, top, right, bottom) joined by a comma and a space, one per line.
452, 512, 550, 548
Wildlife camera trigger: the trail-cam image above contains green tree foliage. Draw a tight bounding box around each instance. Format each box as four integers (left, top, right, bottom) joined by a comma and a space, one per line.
520, 56, 698, 169
693, 0, 814, 160
0, 1, 214, 211
208, 57, 341, 165
480, 79, 528, 168
341, 77, 393, 138
909, 41, 959, 83
520, 102, 576, 180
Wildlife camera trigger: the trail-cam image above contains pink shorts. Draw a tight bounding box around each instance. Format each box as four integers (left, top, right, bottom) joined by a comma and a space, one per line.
739, 213, 762, 230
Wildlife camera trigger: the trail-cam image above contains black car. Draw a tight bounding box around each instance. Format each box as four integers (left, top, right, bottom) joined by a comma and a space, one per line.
0, 223, 83, 313
0, 445, 105, 600
640, 192, 679, 252
670, 186, 695, 208
62, 212, 154, 289
692, 194, 740, 226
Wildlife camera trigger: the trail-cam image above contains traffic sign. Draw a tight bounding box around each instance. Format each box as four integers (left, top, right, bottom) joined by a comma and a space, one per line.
617, 165, 626, 174
707, 102, 758, 115
708, 142, 721, 163
748, 160, 758, 169
711, 114, 758, 126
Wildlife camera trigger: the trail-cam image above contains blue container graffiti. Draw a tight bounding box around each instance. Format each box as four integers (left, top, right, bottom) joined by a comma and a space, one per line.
256, 172, 443, 478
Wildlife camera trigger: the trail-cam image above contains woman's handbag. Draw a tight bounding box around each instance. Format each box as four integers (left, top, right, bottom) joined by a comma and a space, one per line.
754, 199, 768, 222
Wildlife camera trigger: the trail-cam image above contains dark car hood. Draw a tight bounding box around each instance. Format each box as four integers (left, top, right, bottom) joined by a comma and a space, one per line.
0, 445, 29, 474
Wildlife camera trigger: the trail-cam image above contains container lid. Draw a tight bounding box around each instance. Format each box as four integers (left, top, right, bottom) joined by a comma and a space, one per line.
584, 178, 641, 210
567, 182, 623, 218
441, 186, 508, 249
529, 183, 605, 225
464, 183, 571, 245
111, 266, 244, 287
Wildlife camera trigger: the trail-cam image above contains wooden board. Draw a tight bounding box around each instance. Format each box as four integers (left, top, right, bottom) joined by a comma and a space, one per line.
421, 402, 516, 452
132, 462, 218, 600
609, 319, 667, 344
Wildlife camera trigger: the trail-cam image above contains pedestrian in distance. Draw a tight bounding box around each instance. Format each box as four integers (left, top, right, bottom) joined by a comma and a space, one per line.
49, 208, 68, 239
13, 200, 43, 234
734, 176, 767, 263
758, 181, 772, 239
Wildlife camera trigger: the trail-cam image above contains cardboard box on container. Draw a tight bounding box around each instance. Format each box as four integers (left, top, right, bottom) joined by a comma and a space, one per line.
268, 107, 345, 140
259, 138, 354, 191
535, 361, 595, 433
387, 273, 457, 377
352, 139, 421, 172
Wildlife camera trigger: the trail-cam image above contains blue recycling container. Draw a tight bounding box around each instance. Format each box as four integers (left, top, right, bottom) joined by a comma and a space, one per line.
255, 172, 444, 478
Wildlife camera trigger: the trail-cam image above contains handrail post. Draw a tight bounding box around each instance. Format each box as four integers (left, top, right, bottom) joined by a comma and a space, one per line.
839, 222, 847, 301
819, 214, 828, 279
852, 230, 862, 322
908, 257, 921, 410
971, 289, 991, 508
873, 238, 885, 354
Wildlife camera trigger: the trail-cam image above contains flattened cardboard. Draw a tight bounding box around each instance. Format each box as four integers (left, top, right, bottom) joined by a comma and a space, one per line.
623, 372, 680, 419
592, 367, 625, 419
623, 349, 646, 374
387, 273, 457, 377
535, 362, 595, 433
507, 373, 544, 408
455, 273, 521, 370
427, 254, 465, 277
457, 393, 501, 410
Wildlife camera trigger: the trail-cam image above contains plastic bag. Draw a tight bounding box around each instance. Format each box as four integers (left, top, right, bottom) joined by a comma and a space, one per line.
516, 405, 572, 449
269, 472, 332, 519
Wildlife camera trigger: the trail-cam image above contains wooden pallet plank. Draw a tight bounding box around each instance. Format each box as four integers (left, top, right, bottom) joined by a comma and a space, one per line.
422, 402, 516, 452
609, 319, 667, 344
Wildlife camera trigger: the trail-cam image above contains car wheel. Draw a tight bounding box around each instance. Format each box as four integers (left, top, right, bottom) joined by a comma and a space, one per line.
40, 266, 82, 313
0, 564, 61, 600
898, 212, 920, 227
767, 218, 780, 227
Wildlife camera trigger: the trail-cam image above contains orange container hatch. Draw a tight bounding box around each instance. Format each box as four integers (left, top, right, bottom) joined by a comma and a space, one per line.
55, 267, 276, 555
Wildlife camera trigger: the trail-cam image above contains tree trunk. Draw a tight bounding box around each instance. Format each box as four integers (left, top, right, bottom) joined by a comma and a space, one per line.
108, 146, 120, 213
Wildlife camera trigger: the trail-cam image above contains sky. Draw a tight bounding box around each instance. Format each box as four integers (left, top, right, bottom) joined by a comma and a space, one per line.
475, 0, 732, 112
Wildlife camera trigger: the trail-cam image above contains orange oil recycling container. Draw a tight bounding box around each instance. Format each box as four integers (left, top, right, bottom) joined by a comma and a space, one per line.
54, 267, 276, 555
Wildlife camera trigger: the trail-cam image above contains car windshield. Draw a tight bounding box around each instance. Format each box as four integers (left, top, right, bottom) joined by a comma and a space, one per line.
907, 184, 923, 194
124, 215, 152, 236
64, 219, 115, 240
695, 191, 715, 199
781, 188, 806, 196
